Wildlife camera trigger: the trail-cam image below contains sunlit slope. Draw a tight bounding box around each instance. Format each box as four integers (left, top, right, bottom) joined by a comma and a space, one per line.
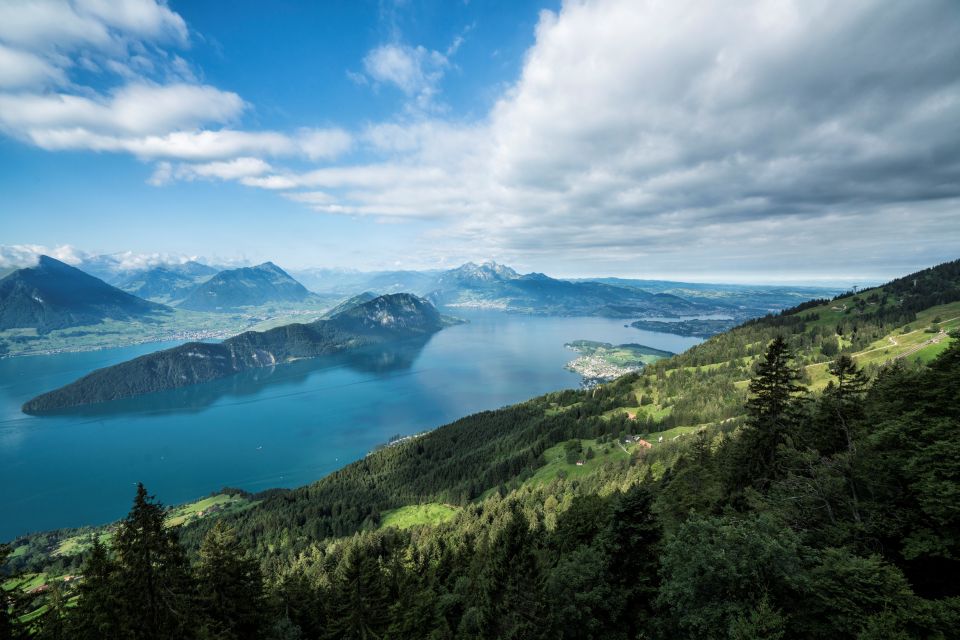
605, 260, 959, 433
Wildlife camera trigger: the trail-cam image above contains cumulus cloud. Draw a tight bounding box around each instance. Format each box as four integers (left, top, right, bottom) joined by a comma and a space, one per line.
0, 1, 353, 172
0, 0, 186, 50
0, 43, 66, 88
5, 0, 960, 277
252, 0, 960, 276
0, 83, 245, 137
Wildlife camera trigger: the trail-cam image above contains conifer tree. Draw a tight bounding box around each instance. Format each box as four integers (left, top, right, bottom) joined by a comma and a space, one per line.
602, 484, 662, 637
826, 355, 869, 447
196, 521, 267, 640
325, 542, 390, 640
476, 507, 547, 640
730, 336, 806, 490
69, 538, 124, 640
113, 483, 198, 640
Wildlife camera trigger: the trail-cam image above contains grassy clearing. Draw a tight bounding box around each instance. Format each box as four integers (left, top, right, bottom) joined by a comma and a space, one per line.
637, 424, 701, 442
526, 439, 631, 486
607, 404, 673, 422
54, 531, 113, 557
910, 336, 955, 364
3, 572, 47, 593
380, 503, 459, 530
8, 544, 28, 559
164, 493, 253, 528
49, 493, 255, 559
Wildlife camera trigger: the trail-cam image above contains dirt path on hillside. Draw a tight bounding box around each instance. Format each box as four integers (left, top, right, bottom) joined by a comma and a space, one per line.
893, 330, 947, 361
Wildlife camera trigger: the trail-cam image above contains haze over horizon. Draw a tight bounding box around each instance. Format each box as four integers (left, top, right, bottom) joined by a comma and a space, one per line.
1, 0, 958, 283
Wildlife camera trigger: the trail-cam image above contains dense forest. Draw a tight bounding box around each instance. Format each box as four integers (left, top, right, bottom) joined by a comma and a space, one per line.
3, 259, 959, 639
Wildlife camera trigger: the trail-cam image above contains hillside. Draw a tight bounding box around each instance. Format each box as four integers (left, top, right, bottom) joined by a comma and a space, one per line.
176, 262, 316, 312
22, 294, 448, 413
118, 261, 217, 304
0, 256, 168, 333
5, 260, 959, 639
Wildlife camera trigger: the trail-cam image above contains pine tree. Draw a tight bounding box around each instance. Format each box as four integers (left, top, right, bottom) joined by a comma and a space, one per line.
69, 538, 125, 640
196, 521, 267, 640
476, 506, 547, 640
731, 336, 806, 490
325, 542, 391, 640
113, 483, 199, 640
825, 355, 869, 450
602, 484, 662, 637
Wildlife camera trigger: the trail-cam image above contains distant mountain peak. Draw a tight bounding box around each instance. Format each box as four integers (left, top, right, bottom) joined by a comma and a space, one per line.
448, 261, 520, 283
176, 262, 312, 312
0, 255, 166, 333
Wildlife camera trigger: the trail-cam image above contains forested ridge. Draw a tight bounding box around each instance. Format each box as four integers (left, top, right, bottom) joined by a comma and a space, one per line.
3, 259, 959, 639
22, 293, 446, 413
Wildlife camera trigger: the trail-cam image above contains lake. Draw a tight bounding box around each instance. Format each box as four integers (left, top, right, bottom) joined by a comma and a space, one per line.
0, 311, 701, 540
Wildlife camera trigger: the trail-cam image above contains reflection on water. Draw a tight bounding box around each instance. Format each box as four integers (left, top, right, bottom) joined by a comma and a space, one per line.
35, 337, 434, 419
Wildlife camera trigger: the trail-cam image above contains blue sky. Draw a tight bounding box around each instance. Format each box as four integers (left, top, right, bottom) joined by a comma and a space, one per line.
0, 0, 958, 283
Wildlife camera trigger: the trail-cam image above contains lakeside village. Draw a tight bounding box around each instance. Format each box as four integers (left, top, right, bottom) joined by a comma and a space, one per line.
562, 339, 673, 388
565, 353, 640, 387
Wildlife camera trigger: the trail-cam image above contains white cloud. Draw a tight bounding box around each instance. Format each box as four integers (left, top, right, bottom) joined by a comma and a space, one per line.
173, 157, 273, 182
147, 160, 173, 186
0, 0, 186, 50
362, 43, 450, 109
5, 0, 960, 277
0, 244, 86, 268
297, 128, 354, 160
0, 43, 66, 88
0, 83, 245, 137
266, 0, 960, 275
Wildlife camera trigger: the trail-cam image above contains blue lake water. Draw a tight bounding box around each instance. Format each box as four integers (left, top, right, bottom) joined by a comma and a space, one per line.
0, 311, 701, 540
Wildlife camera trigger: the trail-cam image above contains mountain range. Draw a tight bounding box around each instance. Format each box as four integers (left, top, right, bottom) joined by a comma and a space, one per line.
0, 255, 846, 344
117, 261, 218, 305
22, 293, 450, 412
0, 256, 167, 333
175, 262, 320, 312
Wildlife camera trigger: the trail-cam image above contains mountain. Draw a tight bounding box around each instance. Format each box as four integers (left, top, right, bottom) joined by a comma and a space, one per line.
320, 291, 379, 318
0, 256, 168, 333
426, 261, 710, 317
294, 262, 842, 319
118, 261, 217, 304
176, 262, 315, 312
298, 261, 719, 317
22, 293, 448, 412
437, 261, 521, 285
